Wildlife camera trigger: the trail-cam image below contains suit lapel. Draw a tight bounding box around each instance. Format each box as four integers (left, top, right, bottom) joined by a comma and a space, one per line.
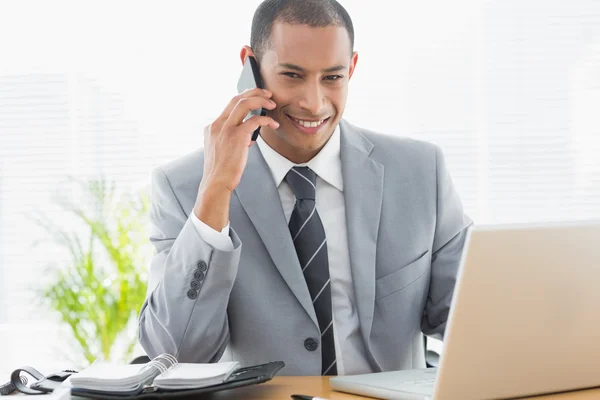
340, 120, 384, 355
234, 123, 384, 358
234, 144, 318, 327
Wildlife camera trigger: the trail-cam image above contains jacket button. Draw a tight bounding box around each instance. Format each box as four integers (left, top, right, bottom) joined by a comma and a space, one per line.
193, 269, 205, 281
187, 289, 198, 300
190, 280, 201, 290
304, 338, 318, 351
197, 261, 208, 272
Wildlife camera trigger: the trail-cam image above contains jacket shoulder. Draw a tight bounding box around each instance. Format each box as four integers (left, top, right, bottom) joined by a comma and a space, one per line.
356, 125, 440, 167
152, 148, 205, 197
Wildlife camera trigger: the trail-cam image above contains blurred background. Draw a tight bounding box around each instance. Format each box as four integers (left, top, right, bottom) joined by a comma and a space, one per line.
0, 0, 599, 376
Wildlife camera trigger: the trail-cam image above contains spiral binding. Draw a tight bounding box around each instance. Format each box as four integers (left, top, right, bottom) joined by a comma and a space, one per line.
0, 376, 28, 396
139, 353, 178, 378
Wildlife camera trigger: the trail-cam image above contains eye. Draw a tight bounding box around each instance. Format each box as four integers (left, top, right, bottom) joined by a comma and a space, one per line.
325, 75, 343, 81
282, 72, 301, 79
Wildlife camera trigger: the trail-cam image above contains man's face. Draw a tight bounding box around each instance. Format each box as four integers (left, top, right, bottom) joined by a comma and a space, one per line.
243, 22, 358, 163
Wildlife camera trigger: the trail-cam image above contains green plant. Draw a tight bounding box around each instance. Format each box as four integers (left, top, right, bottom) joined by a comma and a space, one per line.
33, 177, 152, 365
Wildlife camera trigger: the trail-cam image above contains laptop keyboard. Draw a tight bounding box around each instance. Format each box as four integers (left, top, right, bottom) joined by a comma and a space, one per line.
403, 378, 436, 388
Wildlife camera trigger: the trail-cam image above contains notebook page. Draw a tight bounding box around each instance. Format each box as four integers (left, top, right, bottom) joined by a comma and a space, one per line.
153, 361, 240, 389
72, 364, 143, 382
70, 354, 177, 392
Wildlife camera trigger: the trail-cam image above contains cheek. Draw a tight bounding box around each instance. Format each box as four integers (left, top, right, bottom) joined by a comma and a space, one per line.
265, 89, 292, 111
331, 86, 348, 108
263, 75, 291, 97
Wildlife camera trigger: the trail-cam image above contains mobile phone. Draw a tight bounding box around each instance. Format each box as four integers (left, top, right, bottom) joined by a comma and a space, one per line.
237, 55, 267, 141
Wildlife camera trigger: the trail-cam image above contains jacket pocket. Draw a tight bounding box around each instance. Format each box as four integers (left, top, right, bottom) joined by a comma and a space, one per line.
375, 250, 430, 301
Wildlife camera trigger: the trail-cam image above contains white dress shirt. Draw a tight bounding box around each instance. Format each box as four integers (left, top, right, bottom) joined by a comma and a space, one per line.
190, 126, 372, 375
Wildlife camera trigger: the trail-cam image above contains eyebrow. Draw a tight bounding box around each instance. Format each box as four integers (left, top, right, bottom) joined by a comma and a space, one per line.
278, 63, 347, 73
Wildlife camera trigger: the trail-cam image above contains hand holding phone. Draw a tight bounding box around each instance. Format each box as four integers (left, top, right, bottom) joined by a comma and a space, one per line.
193, 59, 278, 231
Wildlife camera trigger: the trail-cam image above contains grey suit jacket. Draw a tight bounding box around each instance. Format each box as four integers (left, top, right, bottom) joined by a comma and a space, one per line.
138, 119, 473, 375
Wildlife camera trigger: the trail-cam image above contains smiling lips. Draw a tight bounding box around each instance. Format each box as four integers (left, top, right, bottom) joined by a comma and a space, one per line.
286, 114, 330, 134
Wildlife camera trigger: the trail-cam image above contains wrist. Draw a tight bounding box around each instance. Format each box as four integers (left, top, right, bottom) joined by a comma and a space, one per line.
194, 181, 232, 231
199, 174, 236, 195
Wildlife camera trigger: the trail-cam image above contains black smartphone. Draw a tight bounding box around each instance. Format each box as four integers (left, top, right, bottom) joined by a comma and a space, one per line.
236, 55, 267, 141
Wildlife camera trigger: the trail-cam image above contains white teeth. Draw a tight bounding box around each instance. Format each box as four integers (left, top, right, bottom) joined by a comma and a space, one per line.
292, 117, 325, 128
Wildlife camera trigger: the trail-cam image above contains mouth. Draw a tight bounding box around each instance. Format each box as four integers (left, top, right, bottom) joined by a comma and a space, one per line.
286, 114, 331, 135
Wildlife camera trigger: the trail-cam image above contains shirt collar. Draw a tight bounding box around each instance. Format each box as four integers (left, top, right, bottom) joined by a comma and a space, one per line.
256, 124, 343, 191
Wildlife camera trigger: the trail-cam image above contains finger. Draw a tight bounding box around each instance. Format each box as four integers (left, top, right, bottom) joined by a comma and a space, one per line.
203, 124, 211, 147
235, 115, 280, 137
217, 88, 272, 124
224, 96, 277, 130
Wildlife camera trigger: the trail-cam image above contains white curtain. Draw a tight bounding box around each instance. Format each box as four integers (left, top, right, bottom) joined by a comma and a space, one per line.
1, 0, 599, 374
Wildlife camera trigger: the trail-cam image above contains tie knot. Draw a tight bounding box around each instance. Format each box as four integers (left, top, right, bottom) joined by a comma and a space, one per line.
285, 167, 317, 201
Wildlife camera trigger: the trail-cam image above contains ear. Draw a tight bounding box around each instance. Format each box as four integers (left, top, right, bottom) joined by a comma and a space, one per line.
240, 46, 255, 65
348, 51, 359, 80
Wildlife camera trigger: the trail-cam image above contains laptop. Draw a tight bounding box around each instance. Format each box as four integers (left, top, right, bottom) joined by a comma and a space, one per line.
331, 221, 600, 400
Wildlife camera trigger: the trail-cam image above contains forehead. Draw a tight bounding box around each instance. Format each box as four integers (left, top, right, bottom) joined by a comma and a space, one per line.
264, 21, 352, 69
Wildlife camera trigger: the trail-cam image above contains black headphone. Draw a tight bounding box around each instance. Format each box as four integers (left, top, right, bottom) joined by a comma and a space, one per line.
0, 374, 28, 396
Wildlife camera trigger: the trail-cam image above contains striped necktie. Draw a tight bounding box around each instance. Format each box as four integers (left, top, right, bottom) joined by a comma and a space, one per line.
285, 166, 337, 376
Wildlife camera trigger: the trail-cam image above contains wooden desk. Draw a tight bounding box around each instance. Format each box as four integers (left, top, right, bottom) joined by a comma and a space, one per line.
208, 376, 600, 400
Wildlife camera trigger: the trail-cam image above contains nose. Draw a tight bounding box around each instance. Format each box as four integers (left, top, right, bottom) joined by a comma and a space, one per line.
298, 80, 326, 116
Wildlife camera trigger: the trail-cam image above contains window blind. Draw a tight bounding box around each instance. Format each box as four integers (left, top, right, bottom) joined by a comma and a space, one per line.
0, 0, 598, 375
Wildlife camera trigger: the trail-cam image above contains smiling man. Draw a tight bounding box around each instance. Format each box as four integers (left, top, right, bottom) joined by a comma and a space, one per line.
249, 20, 355, 164
139, 0, 472, 376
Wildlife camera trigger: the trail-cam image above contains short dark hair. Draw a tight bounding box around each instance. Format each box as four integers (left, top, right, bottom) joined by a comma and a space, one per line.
250, 0, 355, 62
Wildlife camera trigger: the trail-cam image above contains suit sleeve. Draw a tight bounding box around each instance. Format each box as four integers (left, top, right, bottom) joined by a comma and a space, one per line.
190, 212, 234, 251
421, 145, 473, 340
138, 167, 242, 362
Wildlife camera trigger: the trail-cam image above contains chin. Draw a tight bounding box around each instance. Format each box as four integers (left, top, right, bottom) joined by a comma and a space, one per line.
289, 132, 328, 151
